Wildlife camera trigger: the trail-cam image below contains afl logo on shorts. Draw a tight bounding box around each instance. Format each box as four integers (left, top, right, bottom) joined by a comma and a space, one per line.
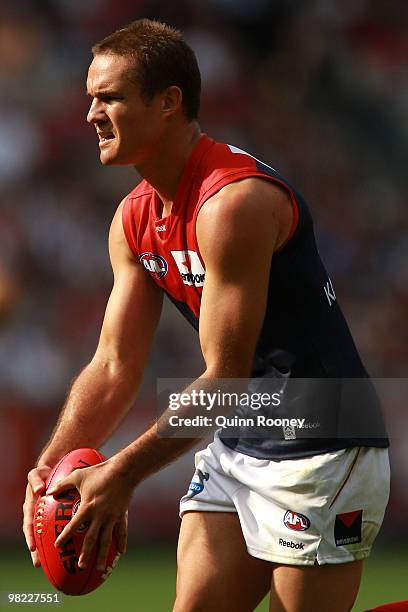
139, 252, 168, 279
283, 510, 310, 531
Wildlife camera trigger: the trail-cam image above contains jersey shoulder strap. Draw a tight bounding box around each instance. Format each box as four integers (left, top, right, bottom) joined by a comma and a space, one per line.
121, 180, 153, 257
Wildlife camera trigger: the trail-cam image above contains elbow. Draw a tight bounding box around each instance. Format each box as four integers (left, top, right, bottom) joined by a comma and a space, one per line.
89, 354, 143, 383
202, 361, 253, 380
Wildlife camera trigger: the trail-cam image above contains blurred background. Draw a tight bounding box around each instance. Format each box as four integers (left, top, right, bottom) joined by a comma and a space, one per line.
0, 0, 407, 610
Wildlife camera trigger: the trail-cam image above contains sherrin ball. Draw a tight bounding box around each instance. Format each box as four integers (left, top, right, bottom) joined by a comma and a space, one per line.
33, 448, 120, 595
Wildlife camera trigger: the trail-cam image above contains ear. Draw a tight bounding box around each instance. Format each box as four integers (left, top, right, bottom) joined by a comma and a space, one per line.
161, 86, 183, 117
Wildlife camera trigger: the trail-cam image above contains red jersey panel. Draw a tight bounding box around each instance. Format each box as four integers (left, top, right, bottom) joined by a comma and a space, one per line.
122, 134, 297, 324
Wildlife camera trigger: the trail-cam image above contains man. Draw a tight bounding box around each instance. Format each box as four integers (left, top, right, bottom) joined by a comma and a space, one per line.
23, 19, 390, 612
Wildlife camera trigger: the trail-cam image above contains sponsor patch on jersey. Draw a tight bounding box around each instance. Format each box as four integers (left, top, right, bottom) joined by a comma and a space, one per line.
334, 510, 362, 546
171, 250, 205, 287
283, 510, 311, 531
139, 252, 168, 279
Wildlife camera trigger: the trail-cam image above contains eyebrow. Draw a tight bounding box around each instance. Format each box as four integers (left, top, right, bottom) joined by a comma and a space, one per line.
86, 89, 122, 98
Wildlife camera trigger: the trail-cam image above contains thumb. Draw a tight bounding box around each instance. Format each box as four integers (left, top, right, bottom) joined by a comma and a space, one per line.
47, 475, 77, 496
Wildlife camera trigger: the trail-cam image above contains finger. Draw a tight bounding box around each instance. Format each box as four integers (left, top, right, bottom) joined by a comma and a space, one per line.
22, 491, 36, 552
54, 511, 87, 549
23, 485, 42, 554
114, 513, 128, 554
31, 549, 41, 568
22, 487, 42, 568
96, 523, 114, 571
24, 468, 50, 567
23, 521, 36, 554
78, 523, 101, 570
28, 466, 50, 496
47, 475, 76, 496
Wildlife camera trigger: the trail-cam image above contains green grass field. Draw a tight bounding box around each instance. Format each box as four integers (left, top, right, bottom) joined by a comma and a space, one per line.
1, 546, 406, 611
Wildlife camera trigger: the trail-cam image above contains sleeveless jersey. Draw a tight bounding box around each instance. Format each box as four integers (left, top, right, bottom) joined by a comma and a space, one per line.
122, 134, 389, 459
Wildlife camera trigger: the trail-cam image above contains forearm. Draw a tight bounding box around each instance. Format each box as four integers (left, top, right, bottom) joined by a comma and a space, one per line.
37, 357, 141, 468
110, 374, 244, 487
112, 423, 201, 488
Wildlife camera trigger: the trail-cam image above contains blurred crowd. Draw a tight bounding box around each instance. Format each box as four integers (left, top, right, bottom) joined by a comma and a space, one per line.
0, 0, 407, 542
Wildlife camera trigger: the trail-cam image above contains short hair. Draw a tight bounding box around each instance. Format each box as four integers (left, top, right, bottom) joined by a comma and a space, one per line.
92, 19, 201, 121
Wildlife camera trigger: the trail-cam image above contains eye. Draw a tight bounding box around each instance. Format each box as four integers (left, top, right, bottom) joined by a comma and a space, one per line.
101, 95, 123, 102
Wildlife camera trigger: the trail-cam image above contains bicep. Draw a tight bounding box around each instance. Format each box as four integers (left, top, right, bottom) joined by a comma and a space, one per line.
198, 179, 284, 377
199, 259, 271, 377
93, 200, 163, 373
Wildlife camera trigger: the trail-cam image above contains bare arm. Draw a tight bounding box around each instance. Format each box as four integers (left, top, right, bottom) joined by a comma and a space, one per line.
23, 198, 162, 566
38, 199, 163, 468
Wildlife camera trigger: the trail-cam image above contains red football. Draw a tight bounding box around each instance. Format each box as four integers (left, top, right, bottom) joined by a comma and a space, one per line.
33, 448, 120, 595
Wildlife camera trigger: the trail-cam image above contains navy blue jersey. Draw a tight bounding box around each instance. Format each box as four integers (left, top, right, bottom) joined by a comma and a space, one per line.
123, 135, 389, 459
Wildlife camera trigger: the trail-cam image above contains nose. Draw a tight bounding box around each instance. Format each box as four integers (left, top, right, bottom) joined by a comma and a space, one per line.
87, 98, 105, 124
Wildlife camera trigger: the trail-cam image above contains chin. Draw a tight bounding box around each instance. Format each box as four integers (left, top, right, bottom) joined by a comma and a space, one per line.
100, 152, 139, 167
99, 152, 121, 166
99, 145, 131, 165
100, 157, 115, 166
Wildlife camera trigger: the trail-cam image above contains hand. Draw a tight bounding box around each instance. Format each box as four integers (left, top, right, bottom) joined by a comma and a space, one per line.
47, 459, 131, 571
23, 465, 52, 567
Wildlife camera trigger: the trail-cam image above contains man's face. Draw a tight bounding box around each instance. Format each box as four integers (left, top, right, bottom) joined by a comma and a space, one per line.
86, 53, 163, 166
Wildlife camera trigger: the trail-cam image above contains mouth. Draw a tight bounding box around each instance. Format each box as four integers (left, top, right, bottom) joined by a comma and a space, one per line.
97, 131, 115, 146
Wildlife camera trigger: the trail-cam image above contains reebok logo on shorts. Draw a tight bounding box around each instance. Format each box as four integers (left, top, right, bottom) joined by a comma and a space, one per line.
279, 538, 304, 550
334, 510, 362, 546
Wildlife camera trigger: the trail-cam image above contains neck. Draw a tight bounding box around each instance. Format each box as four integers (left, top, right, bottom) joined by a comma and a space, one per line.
134, 121, 202, 210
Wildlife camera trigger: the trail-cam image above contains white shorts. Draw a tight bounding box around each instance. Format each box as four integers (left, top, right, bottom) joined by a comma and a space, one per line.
180, 432, 390, 565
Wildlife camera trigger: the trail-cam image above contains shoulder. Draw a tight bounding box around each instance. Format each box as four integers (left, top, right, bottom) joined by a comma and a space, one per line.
109, 196, 140, 268
121, 179, 154, 217
119, 179, 154, 258
197, 177, 293, 253
198, 140, 257, 198
200, 139, 257, 178
126, 179, 154, 201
